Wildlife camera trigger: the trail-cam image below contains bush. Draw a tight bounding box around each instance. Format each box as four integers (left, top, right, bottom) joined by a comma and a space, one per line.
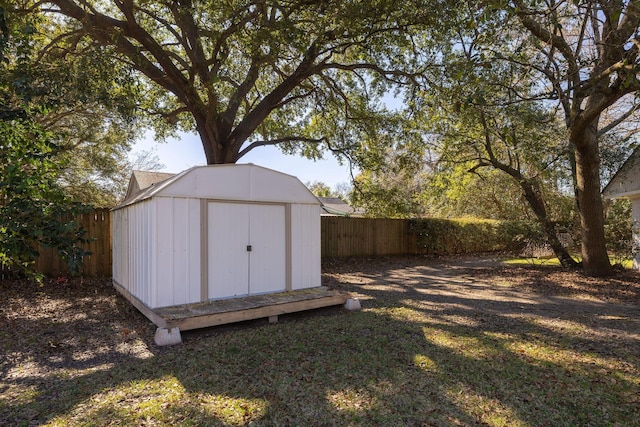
408, 218, 537, 256
605, 199, 633, 265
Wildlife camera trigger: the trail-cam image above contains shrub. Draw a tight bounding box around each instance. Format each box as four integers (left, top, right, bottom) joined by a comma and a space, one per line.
604, 199, 633, 265
408, 218, 537, 256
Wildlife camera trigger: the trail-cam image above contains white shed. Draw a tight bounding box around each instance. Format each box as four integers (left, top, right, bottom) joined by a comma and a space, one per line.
112, 164, 326, 324
603, 147, 640, 269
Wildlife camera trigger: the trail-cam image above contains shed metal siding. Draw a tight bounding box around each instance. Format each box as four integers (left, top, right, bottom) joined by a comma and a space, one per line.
113, 165, 321, 311
290, 203, 322, 290
118, 164, 319, 207
606, 169, 640, 197
112, 209, 125, 287
248, 203, 286, 295
169, 167, 252, 202
154, 197, 201, 308
207, 202, 250, 299
112, 200, 155, 305
134, 200, 154, 305
603, 149, 640, 198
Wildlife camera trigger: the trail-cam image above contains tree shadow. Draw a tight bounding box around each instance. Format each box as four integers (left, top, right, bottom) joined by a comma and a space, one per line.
1, 257, 639, 425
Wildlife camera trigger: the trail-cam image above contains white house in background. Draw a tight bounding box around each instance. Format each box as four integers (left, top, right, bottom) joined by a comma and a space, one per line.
602, 147, 640, 269
112, 165, 335, 332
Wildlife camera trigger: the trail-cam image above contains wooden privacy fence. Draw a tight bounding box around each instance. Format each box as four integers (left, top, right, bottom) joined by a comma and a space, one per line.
3, 210, 523, 277
321, 216, 418, 257
321, 216, 528, 258
1, 208, 112, 278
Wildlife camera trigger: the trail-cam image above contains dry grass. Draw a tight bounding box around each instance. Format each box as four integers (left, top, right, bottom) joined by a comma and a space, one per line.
1, 256, 639, 426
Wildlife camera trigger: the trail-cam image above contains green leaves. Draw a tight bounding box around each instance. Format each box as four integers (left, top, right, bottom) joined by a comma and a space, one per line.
43, 0, 455, 164
0, 118, 90, 281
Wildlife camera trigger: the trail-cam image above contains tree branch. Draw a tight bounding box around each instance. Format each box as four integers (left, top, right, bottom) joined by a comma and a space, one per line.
236, 136, 328, 160
599, 102, 640, 136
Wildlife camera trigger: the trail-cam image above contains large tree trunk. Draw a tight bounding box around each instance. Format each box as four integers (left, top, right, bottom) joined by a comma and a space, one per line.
571, 120, 612, 277
520, 180, 579, 268
194, 116, 237, 165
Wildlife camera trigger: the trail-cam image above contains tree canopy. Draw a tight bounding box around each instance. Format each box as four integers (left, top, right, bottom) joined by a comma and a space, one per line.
395, 0, 640, 275
2, 2, 144, 206
0, 3, 140, 277
41, 0, 449, 164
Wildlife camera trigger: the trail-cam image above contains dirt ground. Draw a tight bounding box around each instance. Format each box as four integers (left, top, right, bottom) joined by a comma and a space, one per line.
1, 254, 639, 425
3, 254, 638, 367
323, 255, 640, 343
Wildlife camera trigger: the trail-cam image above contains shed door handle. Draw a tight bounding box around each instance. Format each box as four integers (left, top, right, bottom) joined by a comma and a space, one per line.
247, 245, 252, 252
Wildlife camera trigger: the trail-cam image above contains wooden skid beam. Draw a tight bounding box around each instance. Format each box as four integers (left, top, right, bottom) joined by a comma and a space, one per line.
161, 292, 348, 331
112, 281, 168, 328
114, 282, 350, 332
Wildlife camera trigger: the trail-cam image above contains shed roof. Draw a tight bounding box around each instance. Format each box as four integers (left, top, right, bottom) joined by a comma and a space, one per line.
115, 164, 320, 210
603, 147, 640, 199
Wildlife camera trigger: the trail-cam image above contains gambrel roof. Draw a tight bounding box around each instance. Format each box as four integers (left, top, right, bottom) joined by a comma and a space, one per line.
115, 164, 320, 210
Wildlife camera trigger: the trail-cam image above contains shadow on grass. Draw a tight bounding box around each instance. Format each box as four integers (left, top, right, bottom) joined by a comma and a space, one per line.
1, 257, 639, 426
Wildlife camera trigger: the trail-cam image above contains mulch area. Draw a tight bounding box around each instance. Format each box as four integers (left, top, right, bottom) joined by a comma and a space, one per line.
475, 264, 640, 306
323, 255, 640, 306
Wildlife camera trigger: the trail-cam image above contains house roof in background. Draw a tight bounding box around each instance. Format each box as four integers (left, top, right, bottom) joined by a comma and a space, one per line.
317, 197, 362, 216
603, 147, 640, 198
125, 170, 176, 200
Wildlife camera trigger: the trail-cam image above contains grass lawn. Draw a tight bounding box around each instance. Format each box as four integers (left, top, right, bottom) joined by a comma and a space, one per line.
1, 256, 639, 426
504, 254, 633, 269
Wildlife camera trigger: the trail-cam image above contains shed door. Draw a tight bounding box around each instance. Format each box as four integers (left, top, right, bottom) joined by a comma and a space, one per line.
207, 202, 285, 299
249, 204, 286, 294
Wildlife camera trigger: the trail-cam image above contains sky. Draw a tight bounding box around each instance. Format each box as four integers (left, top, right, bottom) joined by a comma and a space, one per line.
131, 131, 354, 189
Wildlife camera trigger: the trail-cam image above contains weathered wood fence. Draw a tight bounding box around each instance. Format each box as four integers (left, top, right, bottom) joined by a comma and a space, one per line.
321, 216, 418, 257
2, 211, 521, 277
1, 208, 112, 278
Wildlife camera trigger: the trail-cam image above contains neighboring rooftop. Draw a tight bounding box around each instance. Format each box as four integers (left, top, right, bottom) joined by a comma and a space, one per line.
317, 197, 363, 216
125, 170, 176, 201
603, 147, 640, 198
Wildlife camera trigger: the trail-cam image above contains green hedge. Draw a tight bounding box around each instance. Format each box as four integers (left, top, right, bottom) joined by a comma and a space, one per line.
408, 218, 537, 256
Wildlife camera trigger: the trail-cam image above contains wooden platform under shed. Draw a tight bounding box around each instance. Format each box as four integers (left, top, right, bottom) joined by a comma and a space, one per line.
114, 282, 349, 331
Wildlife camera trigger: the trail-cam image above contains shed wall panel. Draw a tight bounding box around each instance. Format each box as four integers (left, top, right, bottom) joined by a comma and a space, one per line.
171, 199, 189, 305
154, 165, 318, 204
168, 168, 252, 201
133, 201, 154, 305
290, 204, 321, 290
605, 154, 640, 198
187, 198, 201, 303
155, 197, 174, 307
152, 197, 202, 308
112, 209, 127, 286
114, 200, 154, 306
127, 203, 138, 301
250, 167, 319, 204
